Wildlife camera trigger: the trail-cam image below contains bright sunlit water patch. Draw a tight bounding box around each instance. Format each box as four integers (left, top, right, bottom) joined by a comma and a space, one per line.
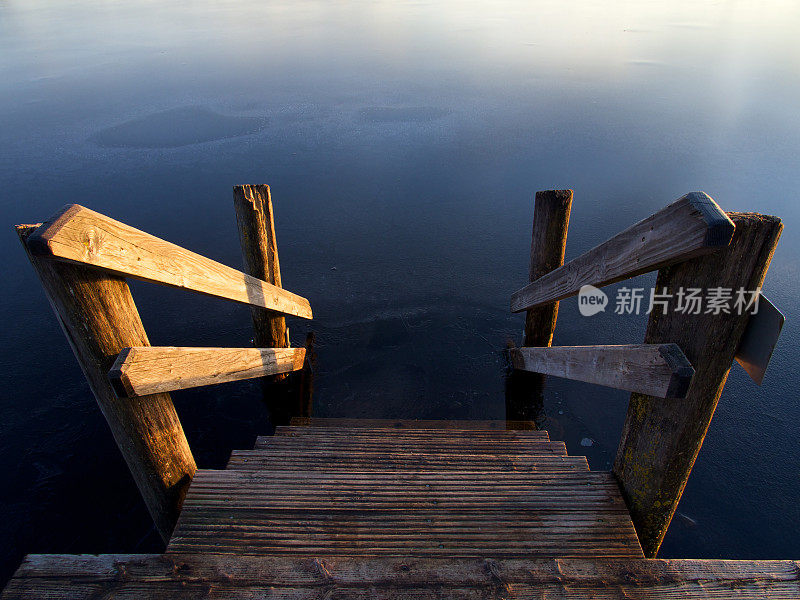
1, 0, 799, 583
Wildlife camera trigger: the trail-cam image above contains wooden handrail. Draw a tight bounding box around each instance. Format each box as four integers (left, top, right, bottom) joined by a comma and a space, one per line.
613, 212, 783, 557
109, 346, 307, 397
510, 344, 694, 399
17, 188, 314, 539
16, 224, 196, 541
509, 191, 784, 557
510, 192, 734, 313
26, 205, 313, 319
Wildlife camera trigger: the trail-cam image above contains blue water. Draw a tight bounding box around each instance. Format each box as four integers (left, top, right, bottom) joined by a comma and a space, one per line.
1, 0, 799, 583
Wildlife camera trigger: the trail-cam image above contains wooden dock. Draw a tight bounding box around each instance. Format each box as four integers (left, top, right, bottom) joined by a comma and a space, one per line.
5, 187, 795, 598
5, 418, 799, 598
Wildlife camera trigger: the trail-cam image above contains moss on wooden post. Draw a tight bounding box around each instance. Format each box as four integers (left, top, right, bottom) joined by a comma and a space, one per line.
613, 212, 782, 557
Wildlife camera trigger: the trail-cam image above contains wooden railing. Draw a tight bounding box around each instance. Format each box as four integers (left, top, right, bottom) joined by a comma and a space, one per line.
17, 184, 312, 542
510, 192, 735, 312
509, 190, 783, 557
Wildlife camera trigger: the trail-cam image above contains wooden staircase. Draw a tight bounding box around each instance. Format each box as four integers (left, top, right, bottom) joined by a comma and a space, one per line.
4, 419, 798, 598
171, 421, 640, 559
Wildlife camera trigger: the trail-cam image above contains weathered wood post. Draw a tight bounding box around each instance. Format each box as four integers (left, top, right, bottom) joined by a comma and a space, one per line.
17, 225, 196, 543
613, 212, 782, 557
524, 190, 573, 348
233, 185, 314, 423
233, 184, 289, 349
297, 332, 315, 417
507, 190, 572, 421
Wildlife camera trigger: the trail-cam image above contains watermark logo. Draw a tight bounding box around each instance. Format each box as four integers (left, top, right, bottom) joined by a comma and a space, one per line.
577, 286, 760, 317
578, 285, 608, 316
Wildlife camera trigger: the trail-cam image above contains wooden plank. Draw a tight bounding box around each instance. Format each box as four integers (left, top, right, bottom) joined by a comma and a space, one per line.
211, 470, 620, 485
289, 417, 540, 430
277, 424, 548, 438
614, 212, 783, 557
195, 473, 623, 496
16, 225, 196, 542
233, 184, 289, 348
6, 554, 798, 599
26, 204, 313, 319
108, 346, 306, 397
262, 429, 559, 443
267, 429, 552, 444
510, 192, 735, 312
266, 433, 553, 444
510, 343, 695, 399
226, 449, 589, 471
250, 437, 568, 455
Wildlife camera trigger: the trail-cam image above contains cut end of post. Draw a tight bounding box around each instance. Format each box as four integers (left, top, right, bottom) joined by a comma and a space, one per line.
290, 299, 313, 320
24, 204, 86, 256
108, 347, 136, 398
658, 343, 695, 399
682, 192, 735, 248
534, 189, 573, 207
508, 347, 524, 370
233, 184, 271, 209
15, 224, 42, 243
510, 294, 522, 313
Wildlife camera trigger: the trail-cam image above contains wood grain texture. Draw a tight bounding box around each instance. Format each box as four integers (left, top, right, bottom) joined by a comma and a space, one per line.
614, 212, 783, 557
16, 225, 196, 542
252, 437, 568, 455
26, 204, 313, 319
511, 344, 695, 398
510, 192, 735, 312
233, 184, 289, 348
6, 554, 798, 599
167, 469, 641, 558
227, 449, 588, 472
109, 346, 306, 397
524, 189, 572, 347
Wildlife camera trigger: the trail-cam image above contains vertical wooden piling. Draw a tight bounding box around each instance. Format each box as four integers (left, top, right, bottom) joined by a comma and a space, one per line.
508, 190, 572, 422
297, 331, 315, 418
233, 184, 289, 349
17, 225, 196, 543
234, 184, 312, 423
524, 190, 573, 349
613, 212, 782, 557
273, 332, 316, 425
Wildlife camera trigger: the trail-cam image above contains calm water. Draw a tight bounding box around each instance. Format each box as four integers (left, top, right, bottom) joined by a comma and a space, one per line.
1, 0, 799, 583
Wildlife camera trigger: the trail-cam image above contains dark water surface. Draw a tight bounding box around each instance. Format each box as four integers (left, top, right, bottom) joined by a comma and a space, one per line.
1, 0, 799, 582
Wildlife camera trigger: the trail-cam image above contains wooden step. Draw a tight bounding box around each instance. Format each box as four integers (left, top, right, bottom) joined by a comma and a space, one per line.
6, 554, 799, 598
270, 425, 550, 441
289, 417, 539, 430
249, 426, 567, 472
254, 436, 568, 455
168, 469, 640, 558
228, 449, 588, 471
